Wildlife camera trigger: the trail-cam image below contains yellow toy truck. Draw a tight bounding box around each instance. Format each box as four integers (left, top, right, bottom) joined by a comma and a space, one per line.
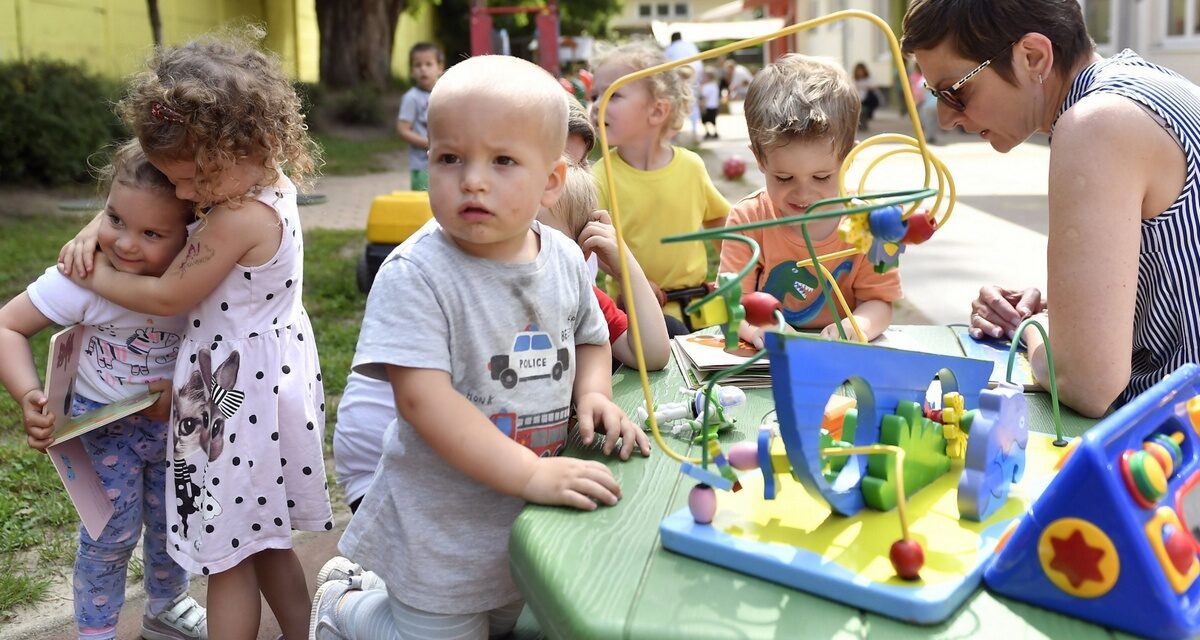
357, 191, 434, 293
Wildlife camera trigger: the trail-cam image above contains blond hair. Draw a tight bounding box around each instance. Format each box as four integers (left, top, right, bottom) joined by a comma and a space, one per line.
590, 40, 694, 135
549, 163, 599, 240
744, 54, 859, 160
431, 55, 567, 162
567, 95, 596, 160
117, 26, 319, 211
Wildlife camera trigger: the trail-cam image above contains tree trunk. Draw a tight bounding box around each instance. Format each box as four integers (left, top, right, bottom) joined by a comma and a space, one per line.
316, 0, 406, 89
147, 0, 163, 48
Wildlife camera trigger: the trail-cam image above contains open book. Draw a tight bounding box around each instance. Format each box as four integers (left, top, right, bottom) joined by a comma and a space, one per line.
954, 328, 1038, 391
43, 325, 159, 538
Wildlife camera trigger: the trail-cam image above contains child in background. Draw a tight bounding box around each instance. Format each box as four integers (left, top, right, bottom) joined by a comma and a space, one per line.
397, 42, 444, 191
720, 54, 902, 348
59, 33, 331, 640
332, 95, 667, 516
538, 163, 671, 370
700, 66, 721, 139
0, 141, 206, 640
310, 55, 650, 640
589, 41, 730, 328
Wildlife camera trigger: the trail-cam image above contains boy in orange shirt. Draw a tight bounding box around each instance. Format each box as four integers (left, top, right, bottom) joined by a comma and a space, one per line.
719, 55, 902, 348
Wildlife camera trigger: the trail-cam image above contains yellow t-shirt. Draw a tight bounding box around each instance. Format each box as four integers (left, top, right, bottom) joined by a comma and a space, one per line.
718, 189, 903, 329
594, 146, 730, 293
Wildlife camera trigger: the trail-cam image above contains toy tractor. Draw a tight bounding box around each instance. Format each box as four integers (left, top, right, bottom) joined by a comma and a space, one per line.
358, 191, 433, 293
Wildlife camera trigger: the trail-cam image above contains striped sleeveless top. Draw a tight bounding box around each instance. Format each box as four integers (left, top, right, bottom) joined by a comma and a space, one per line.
1054, 50, 1200, 405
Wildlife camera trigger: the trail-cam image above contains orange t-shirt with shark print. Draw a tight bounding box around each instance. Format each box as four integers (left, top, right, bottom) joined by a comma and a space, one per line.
718, 189, 902, 330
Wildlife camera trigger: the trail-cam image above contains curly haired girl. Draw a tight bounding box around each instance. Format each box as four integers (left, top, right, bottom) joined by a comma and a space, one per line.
588, 40, 730, 329
60, 30, 332, 640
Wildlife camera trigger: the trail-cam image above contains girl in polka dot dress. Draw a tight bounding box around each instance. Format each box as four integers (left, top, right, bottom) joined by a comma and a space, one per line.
61, 31, 332, 640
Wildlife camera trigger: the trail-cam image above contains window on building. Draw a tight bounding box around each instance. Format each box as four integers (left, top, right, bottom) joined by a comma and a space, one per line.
1168, 0, 1189, 37
674, 2, 689, 17
656, 3, 670, 17
1082, 0, 1112, 45
638, 3, 652, 17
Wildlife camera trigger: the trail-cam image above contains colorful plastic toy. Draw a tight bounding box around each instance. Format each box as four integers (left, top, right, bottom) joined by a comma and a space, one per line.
986, 363, 1200, 640
957, 383, 1028, 521
358, 191, 433, 293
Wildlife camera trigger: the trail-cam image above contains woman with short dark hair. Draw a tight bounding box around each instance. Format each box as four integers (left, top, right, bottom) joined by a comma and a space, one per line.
903, 0, 1200, 417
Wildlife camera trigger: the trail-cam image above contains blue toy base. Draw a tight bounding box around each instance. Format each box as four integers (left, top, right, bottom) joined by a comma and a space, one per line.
661, 433, 1067, 624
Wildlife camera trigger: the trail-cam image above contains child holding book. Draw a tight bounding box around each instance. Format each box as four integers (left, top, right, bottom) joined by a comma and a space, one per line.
0, 140, 207, 640
719, 55, 903, 348
310, 54, 649, 640
59, 32, 332, 639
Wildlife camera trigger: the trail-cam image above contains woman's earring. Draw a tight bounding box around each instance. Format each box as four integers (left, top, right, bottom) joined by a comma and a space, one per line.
1038, 74, 1044, 85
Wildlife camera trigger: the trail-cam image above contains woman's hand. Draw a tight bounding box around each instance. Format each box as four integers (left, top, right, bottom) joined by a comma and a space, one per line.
969, 286, 1044, 339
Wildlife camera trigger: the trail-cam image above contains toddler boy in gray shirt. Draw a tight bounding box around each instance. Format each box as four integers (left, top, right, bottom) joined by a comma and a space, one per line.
310, 55, 651, 640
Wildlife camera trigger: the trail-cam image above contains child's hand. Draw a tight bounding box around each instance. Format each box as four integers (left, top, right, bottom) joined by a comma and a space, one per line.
577, 210, 624, 278
64, 252, 111, 289
820, 319, 856, 340
21, 389, 55, 451
575, 391, 651, 460
57, 223, 102, 277
521, 457, 622, 511
140, 379, 173, 422
739, 321, 765, 350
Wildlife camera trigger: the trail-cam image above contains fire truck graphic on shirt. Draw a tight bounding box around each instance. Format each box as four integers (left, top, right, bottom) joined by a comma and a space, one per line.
489, 406, 570, 457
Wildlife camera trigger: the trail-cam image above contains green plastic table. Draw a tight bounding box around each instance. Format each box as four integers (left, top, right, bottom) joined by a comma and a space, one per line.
510, 325, 1133, 640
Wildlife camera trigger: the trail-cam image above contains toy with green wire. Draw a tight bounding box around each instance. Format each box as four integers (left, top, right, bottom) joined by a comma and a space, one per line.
593, 9, 1086, 626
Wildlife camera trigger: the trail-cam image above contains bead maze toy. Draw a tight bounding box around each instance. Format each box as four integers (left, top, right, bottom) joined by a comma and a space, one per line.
594, 8, 1200, 638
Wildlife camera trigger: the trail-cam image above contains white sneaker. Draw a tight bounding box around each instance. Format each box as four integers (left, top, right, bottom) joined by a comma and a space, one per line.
309, 579, 353, 640
142, 593, 207, 639
315, 556, 362, 589
316, 556, 386, 592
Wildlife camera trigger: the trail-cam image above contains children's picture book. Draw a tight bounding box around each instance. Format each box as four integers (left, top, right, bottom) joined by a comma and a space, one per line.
43, 325, 159, 538
672, 327, 772, 389
954, 328, 1038, 391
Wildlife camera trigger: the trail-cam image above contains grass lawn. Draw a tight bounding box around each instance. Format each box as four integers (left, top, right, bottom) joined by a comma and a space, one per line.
0, 214, 364, 619
313, 132, 408, 176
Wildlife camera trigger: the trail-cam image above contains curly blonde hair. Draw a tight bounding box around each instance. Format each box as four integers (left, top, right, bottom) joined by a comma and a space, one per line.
590, 40, 694, 136
117, 27, 319, 210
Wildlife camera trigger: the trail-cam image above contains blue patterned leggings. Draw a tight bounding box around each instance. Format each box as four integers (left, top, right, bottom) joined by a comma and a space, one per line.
71, 395, 189, 633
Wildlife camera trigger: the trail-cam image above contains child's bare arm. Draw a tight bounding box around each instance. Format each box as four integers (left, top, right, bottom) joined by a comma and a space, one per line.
578, 212, 669, 370
57, 212, 104, 277
396, 120, 428, 149
387, 365, 622, 511
572, 343, 651, 459
820, 299, 893, 342
0, 293, 58, 450
66, 202, 277, 316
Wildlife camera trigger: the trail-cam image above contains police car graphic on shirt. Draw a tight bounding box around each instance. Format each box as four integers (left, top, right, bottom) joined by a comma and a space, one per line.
488, 325, 570, 389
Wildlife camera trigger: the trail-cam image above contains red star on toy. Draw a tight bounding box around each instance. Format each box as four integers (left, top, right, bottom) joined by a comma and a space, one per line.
1049, 530, 1107, 588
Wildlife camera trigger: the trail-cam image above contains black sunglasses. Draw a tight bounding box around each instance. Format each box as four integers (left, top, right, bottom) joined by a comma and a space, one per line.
924, 41, 1017, 112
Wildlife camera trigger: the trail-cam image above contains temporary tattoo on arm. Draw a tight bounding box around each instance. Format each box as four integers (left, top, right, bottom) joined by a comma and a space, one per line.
178, 242, 215, 277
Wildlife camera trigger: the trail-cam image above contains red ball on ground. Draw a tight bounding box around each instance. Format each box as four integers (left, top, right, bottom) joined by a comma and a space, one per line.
890, 538, 925, 580
723, 155, 747, 180
742, 292, 782, 327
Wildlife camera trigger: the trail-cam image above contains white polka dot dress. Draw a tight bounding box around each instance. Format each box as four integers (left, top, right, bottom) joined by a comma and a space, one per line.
166, 178, 332, 576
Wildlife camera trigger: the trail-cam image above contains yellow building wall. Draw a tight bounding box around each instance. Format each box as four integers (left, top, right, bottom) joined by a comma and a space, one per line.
0, 0, 319, 80
390, 2, 437, 81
